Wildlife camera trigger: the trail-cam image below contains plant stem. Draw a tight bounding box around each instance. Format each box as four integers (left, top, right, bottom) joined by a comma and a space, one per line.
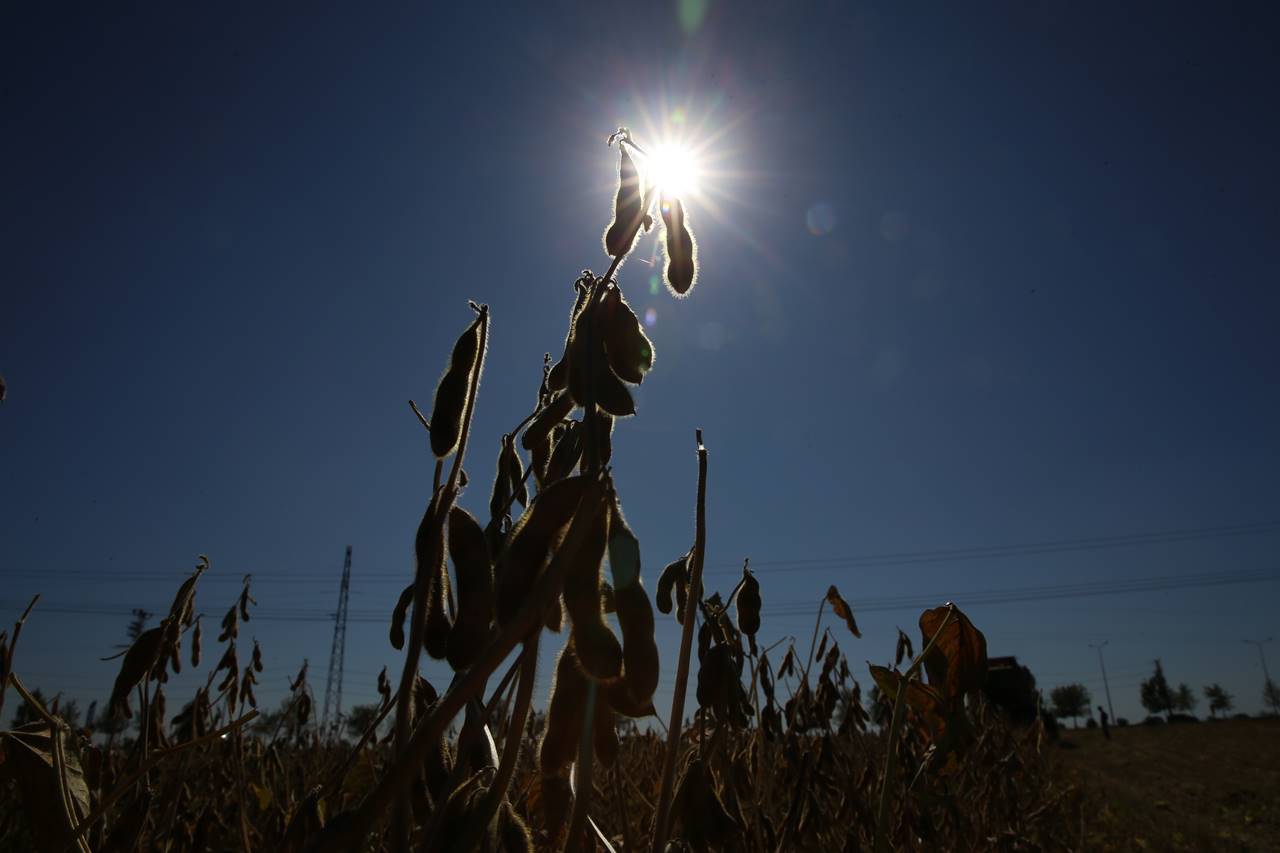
872, 605, 954, 853
564, 681, 598, 853
63, 709, 259, 851
389, 306, 489, 851
305, 478, 605, 853
408, 399, 430, 434
455, 633, 541, 852
0, 594, 39, 722
322, 687, 401, 796
9, 674, 90, 853
613, 766, 637, 853
650, 429, 708, 853
801, 599, 827, 688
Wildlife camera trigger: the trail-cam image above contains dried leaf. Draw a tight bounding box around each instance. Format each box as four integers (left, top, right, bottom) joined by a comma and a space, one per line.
919, 605, 988, 700
826, 585, 861, 638
894, 629, 914, 668
0, 723, 91, 850
656, 549, 691, 615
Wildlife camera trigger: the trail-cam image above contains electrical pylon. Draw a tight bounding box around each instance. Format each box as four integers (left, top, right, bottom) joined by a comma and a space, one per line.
321, 545, 352, 736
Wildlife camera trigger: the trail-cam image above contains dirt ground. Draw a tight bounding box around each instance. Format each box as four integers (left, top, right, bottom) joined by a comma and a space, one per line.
1053, 716, 1280, 851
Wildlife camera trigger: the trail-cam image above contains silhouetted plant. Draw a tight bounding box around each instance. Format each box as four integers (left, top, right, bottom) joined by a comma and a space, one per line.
0, 130, 1098, 853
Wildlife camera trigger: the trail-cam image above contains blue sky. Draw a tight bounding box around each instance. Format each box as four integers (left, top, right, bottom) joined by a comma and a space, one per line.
3, 2, 1279, 725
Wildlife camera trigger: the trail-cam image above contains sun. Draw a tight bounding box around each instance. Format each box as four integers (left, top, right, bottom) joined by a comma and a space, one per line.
645, 144, 701, 198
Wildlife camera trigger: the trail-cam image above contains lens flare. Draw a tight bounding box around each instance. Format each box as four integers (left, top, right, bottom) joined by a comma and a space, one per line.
647, 144, 700, 197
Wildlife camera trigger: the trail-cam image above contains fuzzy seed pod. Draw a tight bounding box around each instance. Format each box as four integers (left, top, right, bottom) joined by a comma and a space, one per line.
562, 503, 622, 681
429, 312, 483, 458
544, 420, 583, 484
611, 581, 660, 715
675, 757, 739, 850
547, 285, 591, 396
530, 424, 555, 488
539, 643, 590, 773
166, 628, 181, 676
445, 507, 494, 670
506, 441, 527, 508
547, 356, 567, 394
190, 616, 202, 668
661, 196, 697, 297
166, 568, 202, 627
433, 775, 487, 852
238, 583, 255, 622
544, 595, 564, 633
389, 583, 414, 651
489, 441, 512, 524
218, 606, 236, 643
538, 773, 573, 839
601, 287, 654, 384
499, 800, 534, 853
564, 294, 596, 409
242, 672, 258, 709
494, 475, 593, 627
593, 367, 636, 417
656, 550, 691, 615
603, 146, 643, 258
736, 566, 761, 638
109, 625, 167, 719
412, 496, 453, 660
593, 694, 619, 767
591, 409, 614, 466
521, 393, 574, 451
423, 546, 453, 660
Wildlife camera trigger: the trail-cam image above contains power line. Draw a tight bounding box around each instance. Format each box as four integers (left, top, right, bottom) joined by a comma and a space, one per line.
3, 520, 1277, 583
757, 568, 1279, 618
4, 566, 1276, 625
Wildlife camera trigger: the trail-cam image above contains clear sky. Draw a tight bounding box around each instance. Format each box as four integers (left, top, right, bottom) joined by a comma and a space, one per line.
3, 2, 1279, 726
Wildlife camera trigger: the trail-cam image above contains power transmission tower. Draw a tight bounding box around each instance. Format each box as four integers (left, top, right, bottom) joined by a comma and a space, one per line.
322, 546, 353, 736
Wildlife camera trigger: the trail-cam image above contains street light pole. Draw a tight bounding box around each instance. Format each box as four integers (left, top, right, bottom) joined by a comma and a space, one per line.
1090, 640, 1115, 722
1243, 637, 1273, 684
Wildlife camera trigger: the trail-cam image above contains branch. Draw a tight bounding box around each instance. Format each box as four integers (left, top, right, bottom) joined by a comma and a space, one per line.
650, 429, 708, 852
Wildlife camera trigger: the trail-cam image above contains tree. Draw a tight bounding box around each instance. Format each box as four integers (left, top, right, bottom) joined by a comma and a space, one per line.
1049, 683, 1091, 728
8, 687, 50, 728
345, 703, 383, 741
94, 706, 131, 736
7, 689, 81, 729
124, 608, 152, 644
1173, 683, 1197, 715
55, 698, 82, 728
1265, 679, 1280, 717
1140, 659, 1175, 720
1203, 684, 1233, 718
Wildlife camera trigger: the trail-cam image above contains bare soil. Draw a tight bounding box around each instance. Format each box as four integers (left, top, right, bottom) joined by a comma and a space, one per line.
1055, 716, 1280, 851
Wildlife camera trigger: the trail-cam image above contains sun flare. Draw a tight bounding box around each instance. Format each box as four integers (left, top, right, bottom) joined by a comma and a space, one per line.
645, 144, 700, 198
